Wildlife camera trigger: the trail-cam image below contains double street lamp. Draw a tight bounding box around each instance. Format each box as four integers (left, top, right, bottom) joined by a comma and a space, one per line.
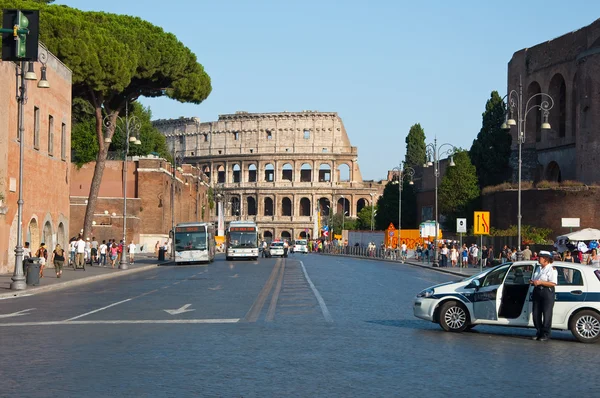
11, 53, 50, 291
424, 137, 457, 267
104, 102, 141, 270
391, 162, 415, 247
502, 76, 553, 252
369, 192, 376, 231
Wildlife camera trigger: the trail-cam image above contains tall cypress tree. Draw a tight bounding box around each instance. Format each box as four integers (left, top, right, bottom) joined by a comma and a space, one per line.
405, 123, 427, 169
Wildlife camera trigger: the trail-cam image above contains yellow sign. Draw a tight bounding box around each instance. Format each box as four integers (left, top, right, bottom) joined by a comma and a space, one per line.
474, 211, 490, 235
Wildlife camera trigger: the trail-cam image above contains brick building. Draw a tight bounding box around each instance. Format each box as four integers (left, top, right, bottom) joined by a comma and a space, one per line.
153, 111, 385, 240
0, 47, 72, 274
507, 18, 600, 184
70, 156, 210, 252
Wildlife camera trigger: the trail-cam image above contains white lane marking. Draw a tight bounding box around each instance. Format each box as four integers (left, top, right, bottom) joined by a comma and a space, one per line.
64, 298, 132, 321
164, 304, 195, 315
0, 293, 34, 300
0, 319, 240, 327
0, 308, 36, 318
299, 261, 333, 323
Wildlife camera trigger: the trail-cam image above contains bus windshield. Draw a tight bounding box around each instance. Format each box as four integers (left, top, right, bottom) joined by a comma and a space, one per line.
228, 231, 257, 248
175, 230, 207, 251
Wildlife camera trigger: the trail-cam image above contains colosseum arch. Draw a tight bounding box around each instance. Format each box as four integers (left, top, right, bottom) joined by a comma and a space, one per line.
202, 165, 211, 181
26, 217, 40, 251
299, 231, 307, 238
281, 197, 292, 216
264, 197, 274, 216
230, 196, 241, 217
546, 161, 562, 182
572, 73, 578, 138
282, 163, 293, 181
217, 164, 226, 183
548, 73, 566, 138
299, 197, 311, 216
318, 163, 331, 182
337, 197, 350, 215
248, 163, 257, 182
300, 163, 312, 182
281, 230, 291, 240
263, 230, 273, 242
246, 196, 257, 216
337, 163, 351, 182
356, 198, 368, 214
264, 163, 274, 182
232, 164, 241, 183
526, 81, 542, 142
318, 197, 330, 216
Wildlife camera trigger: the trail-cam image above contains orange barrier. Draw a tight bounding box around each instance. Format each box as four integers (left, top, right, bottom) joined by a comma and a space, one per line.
384, 224, 442, 249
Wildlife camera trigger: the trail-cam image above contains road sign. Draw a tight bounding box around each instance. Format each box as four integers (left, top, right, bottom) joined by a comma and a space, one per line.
562, 218, 580, 228
456, 218, 467, 233
474, 211, 490, 235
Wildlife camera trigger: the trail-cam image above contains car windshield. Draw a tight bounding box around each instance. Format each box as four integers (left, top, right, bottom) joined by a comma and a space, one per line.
460, 263, 513, 282
295, 240, 307, 245
271, 243, 283, 248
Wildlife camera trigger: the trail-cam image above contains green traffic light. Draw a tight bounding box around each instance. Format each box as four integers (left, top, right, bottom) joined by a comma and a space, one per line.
15, 10, 29, 58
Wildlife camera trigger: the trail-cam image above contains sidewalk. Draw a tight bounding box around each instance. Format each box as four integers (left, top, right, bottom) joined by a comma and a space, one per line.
0, 253, 170, 299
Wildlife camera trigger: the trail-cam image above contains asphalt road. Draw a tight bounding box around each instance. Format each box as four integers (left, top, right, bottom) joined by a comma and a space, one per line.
0, 253, 598, 397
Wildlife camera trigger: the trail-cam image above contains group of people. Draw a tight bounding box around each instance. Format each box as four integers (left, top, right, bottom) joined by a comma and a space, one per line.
67, 236, 138, 270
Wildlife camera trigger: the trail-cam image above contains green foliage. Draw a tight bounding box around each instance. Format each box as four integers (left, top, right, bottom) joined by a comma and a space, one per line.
469, 91, 512, 188
438, 150, 480, 230
329, 213, 357, 233
405, 123, 426, 169
208, 187, 215, 210
356, 206, 377, 230
374, 179, 417, 230
71, 116, 98, 167
490, 225, 554, 244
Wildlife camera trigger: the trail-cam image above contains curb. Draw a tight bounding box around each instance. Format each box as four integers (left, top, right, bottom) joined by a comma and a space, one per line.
0, 263, 165, 300
321, 253, 474, 278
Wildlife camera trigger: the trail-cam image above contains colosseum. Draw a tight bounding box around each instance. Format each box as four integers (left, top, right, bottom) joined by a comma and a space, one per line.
153, 111, 385, 241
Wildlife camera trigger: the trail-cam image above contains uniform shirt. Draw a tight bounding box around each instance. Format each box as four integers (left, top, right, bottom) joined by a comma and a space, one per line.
128, 243, 136, 254
76, 239, 86, 254
532, 264, 558, 285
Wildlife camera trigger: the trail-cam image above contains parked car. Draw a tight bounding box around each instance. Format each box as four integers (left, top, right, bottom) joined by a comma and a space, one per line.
294, 239, 309, 254
413, 261, 600, 343
269, 242, 285, 257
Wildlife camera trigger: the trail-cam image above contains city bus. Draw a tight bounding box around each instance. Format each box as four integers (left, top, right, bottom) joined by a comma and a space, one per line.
225, 221, 259, 260
174, 222, 215, 264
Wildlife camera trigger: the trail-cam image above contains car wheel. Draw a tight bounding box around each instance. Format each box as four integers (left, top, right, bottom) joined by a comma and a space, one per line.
570, 310, 600, 343
439, 301, 469, 332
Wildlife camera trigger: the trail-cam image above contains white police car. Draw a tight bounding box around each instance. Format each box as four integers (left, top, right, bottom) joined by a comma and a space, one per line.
414, 261, 600, 343
269, 242, 285, 257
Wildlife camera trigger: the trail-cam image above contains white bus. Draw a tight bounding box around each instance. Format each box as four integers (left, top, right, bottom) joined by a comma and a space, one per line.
174, 222, 215, 264
226, 221, 259, 260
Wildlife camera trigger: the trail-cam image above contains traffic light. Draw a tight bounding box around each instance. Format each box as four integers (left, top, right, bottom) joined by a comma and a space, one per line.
1, 9, 39, 61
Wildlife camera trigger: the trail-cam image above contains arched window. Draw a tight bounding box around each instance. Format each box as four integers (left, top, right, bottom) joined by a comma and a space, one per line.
281, 231, 291, 240
248, 164, 257, 182
264, 163, 274, 182
319, 163, 331, 182
281, 197, 292, 216
300, 163, 312, 182
546, 161, 562, 182
299, 197, 311, 216
230, 196, 240, 217
203, 165, 211, 181
299, 231, 307, 238
549, 74, 566, 138
263, 230, 273, 243
217, 165, 225, 184
356, 198, 367, 214
246, 196, 257, 216
337, 163, 350, 182
282, 163, 293, 181
526, 81, 542, 142
232, 164, 241, 183
264, 197, 273, 216
337, 197, 349, 216
318, 197, 330, 216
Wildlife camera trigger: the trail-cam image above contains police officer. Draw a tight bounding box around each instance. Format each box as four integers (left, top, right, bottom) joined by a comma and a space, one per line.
530, 250, 558, 341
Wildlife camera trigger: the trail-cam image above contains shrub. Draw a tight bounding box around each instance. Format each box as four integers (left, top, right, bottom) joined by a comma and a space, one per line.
536, 180, 559, 189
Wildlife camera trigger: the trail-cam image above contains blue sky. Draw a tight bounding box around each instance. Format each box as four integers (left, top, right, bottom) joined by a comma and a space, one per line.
56, 0, 600, 180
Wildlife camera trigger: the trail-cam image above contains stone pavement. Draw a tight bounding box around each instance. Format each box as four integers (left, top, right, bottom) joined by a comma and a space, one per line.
0, 253, 169, 299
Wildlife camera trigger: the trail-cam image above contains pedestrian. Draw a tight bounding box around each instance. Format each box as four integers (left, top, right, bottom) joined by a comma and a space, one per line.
522, 245, 532, 261
154, 241, 160, 258
23, 241, 31, 259
587, 249, 600, 267
84, 237, 91, 264
110, 241, 119, 268
91, 237, 99, 265
401, 241, 408, 262
461, 244, 468, 268
481, 245, 488, 268
69, 238, 76, 266
117, 240, 124, 262
471, 245, 479, 268
440, 244, 449, 267
51, 244, 65, 278
500, 245, 509, 263
99, 240, 108, 266
283, 240, 289, 257
563, 250, 574, 263
450, 245, 458, 267
531, 250, 558, 341
36, 243, 48, 277
75, 235, 86, 270
487, 245, 494, 267
128, 240, 137, 264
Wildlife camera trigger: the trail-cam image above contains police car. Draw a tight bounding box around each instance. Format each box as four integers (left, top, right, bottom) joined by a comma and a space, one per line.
269, 242, 285, 257
413, 261, 600, 343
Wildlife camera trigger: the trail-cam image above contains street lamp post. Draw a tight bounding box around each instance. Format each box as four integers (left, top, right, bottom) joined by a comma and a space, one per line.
369, 193, 376, 231
103, 102, 141, 270
11, 53, 50, 290
503, 76, 553, 254
391, 162, 415, 246
424, 137, 457, 267
170, 149, 186, 259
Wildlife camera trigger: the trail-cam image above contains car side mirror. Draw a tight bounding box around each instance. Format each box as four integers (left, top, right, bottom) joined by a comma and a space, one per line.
466, 279, 481, 290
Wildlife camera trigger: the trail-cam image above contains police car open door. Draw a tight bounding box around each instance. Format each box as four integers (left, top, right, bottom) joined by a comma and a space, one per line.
473, 264, 510, 321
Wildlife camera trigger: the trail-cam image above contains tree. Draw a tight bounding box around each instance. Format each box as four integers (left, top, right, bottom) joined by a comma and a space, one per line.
356, 206, 377, 230
469, 91, 512, 189
438, 150, 480, 230
0, 1, 212, 238
405, 123, 426, 169
373, 179, 417, 231
329, 213, 358, 234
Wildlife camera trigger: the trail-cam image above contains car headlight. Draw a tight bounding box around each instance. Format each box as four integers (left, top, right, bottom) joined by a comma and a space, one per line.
417, 288, 434, 298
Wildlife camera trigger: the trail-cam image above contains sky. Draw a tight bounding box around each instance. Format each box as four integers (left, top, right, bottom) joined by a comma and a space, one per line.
55, 0, 600, 180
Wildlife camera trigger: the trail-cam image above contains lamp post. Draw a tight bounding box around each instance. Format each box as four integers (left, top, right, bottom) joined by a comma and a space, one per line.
11, 53, 50, 290
170, 149, 186, 259
103, 102, 141, 270
503, 76, 553, 253
369, 193, 376, 231
424, 137, 457, 267
339, 195, 346, 233
391, 162, 415, 247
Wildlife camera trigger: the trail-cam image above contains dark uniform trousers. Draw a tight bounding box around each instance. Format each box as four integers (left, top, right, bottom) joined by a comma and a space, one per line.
532, 286, 555, 338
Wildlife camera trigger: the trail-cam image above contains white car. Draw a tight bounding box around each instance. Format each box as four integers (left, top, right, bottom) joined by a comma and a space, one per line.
414, 261, 600, 343
294, 239, 309, 254
269, 242, 285, 257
